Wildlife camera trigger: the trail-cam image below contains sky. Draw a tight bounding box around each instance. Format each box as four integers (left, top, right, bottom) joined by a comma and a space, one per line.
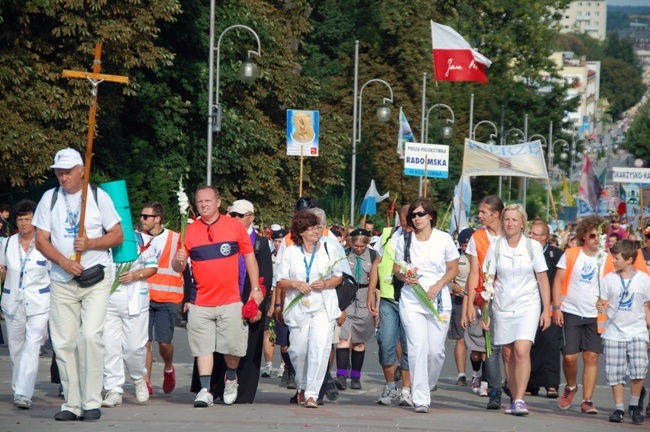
607, 0, 650, 6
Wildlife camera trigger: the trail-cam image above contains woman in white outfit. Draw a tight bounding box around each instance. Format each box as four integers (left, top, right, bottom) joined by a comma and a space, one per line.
276, 211, 343, 408
483, 204, 551, 416
393, 198, 459, 413
0, 200, 50, 409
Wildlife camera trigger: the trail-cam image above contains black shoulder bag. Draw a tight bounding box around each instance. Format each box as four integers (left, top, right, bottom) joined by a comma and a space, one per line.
323, 242, 358, 311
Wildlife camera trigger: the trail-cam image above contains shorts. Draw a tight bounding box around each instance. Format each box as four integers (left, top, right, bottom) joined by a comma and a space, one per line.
275, 320, 289, 347
448, 295, 464, 340
603, 338, 649, 385
376, 298, 409, 370
187, 302, 248, 357
148, 301, 177, 344
561, 312, 603, 355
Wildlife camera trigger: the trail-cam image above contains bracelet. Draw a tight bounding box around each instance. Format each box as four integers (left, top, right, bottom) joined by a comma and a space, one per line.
551, 305, 561, 311
252, 287, 261, 292
274, 303, 281, 308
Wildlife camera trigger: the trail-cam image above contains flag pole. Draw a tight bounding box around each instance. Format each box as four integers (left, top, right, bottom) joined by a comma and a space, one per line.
423, 154, 429, 198
440, 200, 453, 229
299, 144, 304, 197
641, 185, 645, 241
457, 177, 465, 237
546, 177, 558, 221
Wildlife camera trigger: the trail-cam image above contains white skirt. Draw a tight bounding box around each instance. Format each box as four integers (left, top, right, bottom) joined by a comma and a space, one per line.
493, 304, 541, 345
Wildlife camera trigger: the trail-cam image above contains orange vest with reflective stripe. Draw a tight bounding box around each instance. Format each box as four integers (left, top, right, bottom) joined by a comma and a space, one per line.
473, 228, 492, 266
147, 230, 183, 304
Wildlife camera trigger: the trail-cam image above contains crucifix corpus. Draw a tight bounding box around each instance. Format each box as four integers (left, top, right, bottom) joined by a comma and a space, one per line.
62, 44, 129, 262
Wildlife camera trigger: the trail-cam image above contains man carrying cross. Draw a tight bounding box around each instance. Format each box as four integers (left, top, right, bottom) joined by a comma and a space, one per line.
33, 148, 123, 421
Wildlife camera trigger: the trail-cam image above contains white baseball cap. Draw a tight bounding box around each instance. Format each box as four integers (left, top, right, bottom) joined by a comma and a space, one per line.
230, 199, 255, 215
50, 148, 83, 169
271, 224, 282, 231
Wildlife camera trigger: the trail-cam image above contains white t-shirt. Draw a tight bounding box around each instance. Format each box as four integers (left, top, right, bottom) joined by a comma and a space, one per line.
0, 234, 51, 316
600, 270, 650, 341
33, 185, 121, 282
484, 237, 548, 315
111, 242, 158, 315
466, 226, 501, 258
394, 229, 460, 314
557, 249, 602, 318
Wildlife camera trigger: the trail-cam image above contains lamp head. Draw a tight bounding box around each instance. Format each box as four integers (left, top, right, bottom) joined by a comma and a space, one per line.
486, 137, 497, 146
442, 124, 453, 140
376, 105, 392, 122
239, 57, 259, 82
560, 152, 568, 161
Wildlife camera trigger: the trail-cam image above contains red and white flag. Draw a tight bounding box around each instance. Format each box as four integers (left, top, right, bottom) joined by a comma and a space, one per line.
431, 20, 491, 84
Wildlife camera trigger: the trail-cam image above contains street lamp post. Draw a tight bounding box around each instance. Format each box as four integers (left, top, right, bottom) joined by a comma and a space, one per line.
472, 120, 498, 145
350, 41, 393, 225
206, 17, 262, 185
505, 128, 526, 202
420, 103, 454, 196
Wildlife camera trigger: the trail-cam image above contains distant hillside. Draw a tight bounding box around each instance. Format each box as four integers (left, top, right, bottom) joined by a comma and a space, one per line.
608, 6, 650, 31
608, 6, 650, 15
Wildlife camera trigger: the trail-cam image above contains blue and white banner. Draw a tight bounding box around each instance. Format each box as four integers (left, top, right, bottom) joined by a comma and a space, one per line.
359, 180, 389, 215
403, 143, 449, 178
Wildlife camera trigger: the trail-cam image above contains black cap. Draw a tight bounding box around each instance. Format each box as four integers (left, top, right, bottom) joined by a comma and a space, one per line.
349, 228, 371, 238
458, 228, 475, 244
271, 229, 289, 240
295, 196, 320, 211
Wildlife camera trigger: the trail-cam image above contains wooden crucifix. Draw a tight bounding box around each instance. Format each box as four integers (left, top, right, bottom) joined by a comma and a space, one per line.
62, 44, 129, 262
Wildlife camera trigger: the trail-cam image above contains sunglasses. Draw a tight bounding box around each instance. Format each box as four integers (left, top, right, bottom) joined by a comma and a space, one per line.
140, 214, 157, 220
411, 211, 428, 218
587, 233, 599, 240
229, 212, 252, 219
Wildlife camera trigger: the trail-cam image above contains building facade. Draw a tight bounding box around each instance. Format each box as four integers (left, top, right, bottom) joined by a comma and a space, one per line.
558, 1, 607, 41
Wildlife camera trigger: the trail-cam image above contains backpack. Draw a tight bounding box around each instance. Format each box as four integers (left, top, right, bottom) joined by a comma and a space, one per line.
391, 230, 412, 302
50, 184, 99, 210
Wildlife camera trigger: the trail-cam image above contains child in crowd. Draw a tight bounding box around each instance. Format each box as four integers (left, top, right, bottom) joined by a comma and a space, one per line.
597, 239, 650, 425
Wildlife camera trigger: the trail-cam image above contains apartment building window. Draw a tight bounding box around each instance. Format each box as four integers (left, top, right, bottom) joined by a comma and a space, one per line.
586, 11, 590, 16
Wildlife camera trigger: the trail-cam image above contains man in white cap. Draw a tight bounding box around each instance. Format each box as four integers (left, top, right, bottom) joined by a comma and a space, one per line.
33, 148, 123, 421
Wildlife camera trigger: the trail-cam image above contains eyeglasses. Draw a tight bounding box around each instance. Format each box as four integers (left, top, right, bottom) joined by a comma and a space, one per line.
229, 212, 252, 219
411, 211, 428, 218
304, 226, 320, 233
529, 232, 546, 237
140, 214, 157, 220
587, 233, 599, 240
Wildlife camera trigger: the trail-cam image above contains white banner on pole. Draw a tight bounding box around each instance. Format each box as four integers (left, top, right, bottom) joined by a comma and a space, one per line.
462, 138, 548, 179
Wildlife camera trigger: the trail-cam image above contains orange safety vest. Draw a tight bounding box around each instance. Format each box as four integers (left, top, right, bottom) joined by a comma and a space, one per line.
473, 228, 492, 267
559, 247, 648, 334
147, 230, 183, 304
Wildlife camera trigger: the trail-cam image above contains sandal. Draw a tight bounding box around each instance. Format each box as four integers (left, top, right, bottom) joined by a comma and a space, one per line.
546, 387, 559, 399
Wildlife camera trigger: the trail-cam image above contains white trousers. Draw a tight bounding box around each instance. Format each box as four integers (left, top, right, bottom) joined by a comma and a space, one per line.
288, 308, 335, 400
400, 307, 450, 407
6, 305, 48, 399
103, 293, 148, 393
49, 272, 111, 415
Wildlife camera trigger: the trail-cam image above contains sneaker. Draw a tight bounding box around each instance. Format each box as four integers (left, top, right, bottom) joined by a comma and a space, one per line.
101, 390, 123, 407
399, 389, 413, 407
146, 381, 153, 396
350, 378, 362, 390
287, 374, 297, 390
335, 375, 347, 390
281, 367, 289, 385
377, 384, 398, 405
513, 400, 529, 416
134, 378, 150, 404
609, 409, 624, 423
471, 376, 481, 394
581, 400, 598, 414
193, 388, 213, 407
487, 391, 502, 410
558, 385, 577, 410
15, 395, 32, 409
504, 402, 515, 415
277, 363, 285, 379
479, 381, 489, 397
163, 367, 176, 394
325, 378, 339, 401
456, 376, 467, 386
223, 377, 239, 405
261, 363, 273, 378
414, 405, 429, 413
630, 405, 644, 424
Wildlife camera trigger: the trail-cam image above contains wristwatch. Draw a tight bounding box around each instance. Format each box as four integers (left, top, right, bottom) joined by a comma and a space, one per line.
252, 287, 261, 292
551, 305, 561, 311
139, 271, 144, 280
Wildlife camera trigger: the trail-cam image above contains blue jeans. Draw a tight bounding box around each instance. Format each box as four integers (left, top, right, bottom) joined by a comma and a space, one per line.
376, 298, 409, 370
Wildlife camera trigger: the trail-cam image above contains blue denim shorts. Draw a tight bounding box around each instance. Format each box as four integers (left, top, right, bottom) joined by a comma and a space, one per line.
376, 298, 409, 370
148, 301, 177, 344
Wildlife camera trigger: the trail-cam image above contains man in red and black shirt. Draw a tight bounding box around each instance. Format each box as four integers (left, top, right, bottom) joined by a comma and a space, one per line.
173, 186, 262, 407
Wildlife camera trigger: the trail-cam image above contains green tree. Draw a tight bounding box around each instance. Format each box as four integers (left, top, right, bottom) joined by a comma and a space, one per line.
623, 103, 650, 163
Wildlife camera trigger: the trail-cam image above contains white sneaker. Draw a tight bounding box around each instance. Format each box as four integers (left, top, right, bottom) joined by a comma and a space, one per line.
377, 384, 398, 405
134, 378, 150, 404
479, 381, 489, 397
15, 395, 32, 409
399, 389, 413, 407
223, 377, 239, 405
276, 363, 285, 378
471, 376, 481, 394
194, 388, 213, 407
101, 390, 123, 407
261, 363, 273, 378
414, 405, 429, 413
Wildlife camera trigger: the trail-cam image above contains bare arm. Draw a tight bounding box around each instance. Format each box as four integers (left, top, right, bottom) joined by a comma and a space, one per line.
552, 268, 566, 327
536, 271, 551, 331
466, 254, 480, 324
427, 259, 459, 300
35, 228, 83, 276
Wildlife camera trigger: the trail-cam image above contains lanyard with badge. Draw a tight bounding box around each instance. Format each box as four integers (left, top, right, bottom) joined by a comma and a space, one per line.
300, 245, 317, 308
17, 236, 36, 300
62, 189, 82, 235
617, 270, 636, 308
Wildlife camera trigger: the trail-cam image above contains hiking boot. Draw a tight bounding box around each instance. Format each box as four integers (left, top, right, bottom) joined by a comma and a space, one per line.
260, 363, 273, 378
630, 405, 644, 424
350, 378, 362, 390
335, 375, 347, 390
487, 391, 502, 410
377, 384, 398, 405
101, 390, 123, 407
558, 385, 577, 410
193, 388, 213, 407
162, 367, 176, 394
580, 400, 598, 414
456, 376, 467, 386
399, 388, 413, 407
287, 373, 297, 389
609, 409, 624, 423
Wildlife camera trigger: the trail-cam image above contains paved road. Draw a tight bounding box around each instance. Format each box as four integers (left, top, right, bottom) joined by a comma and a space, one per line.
1, 319, 645, 432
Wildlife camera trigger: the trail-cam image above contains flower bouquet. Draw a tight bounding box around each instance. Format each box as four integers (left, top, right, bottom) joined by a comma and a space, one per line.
394, 261, 444, 323
473, 262, 494, 357
177, 176, 190, 245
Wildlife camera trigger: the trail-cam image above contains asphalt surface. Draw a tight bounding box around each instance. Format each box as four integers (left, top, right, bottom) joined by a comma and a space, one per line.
0, 318, 646, 432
